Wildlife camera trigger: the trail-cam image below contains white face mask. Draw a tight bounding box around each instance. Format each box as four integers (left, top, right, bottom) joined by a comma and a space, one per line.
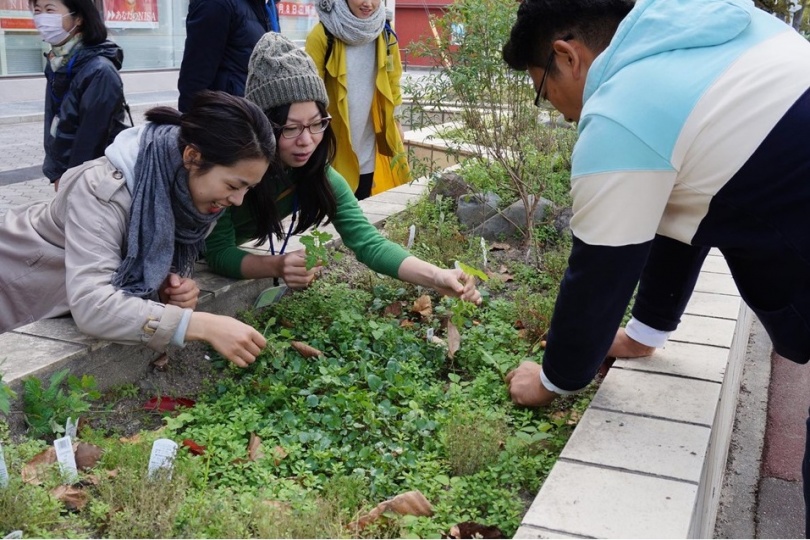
33, 12, 75, 45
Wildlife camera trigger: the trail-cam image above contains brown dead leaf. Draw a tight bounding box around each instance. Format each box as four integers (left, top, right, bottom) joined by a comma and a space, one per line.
271, 445, 288, 466
22, 447, 57, 485
550, 410, 582, 425
400, 319, 415, 329
447, 322, 461, 359
383, 301, 403, 317
349, 490, 433, 531
430, 335, 447, 347
119, 433, 142, 444
516, 329, 528, 340
411, 295, 433, 318
75, 443, 103, 471
486, 271, 514, 283
448, 521, 504, 539
290, 341, 323, 358
248, 433, 265, 461
151, 353, 170, 371
51, 485, 90, 511
489, 242, 511, 252
498, 264, 509, 273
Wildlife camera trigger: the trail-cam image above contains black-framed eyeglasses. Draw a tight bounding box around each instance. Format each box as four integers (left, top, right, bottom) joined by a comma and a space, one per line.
278, 116, 332, 139
534, 34, 573, 108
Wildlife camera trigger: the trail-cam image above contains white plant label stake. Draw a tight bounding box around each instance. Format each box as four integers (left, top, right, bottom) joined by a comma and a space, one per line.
148, 438, 178, 480
480, 237, 488, 269
426, 328, 435, 342
406, 224, 416, 249
0, 443, 9, 488
65, 417, 78, 439
3, 531, 23, 539
53, 435, 78, 484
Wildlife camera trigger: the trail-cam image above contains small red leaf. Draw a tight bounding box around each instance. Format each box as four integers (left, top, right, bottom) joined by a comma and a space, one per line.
181, 439, 206, 456
143, 396, 196, 411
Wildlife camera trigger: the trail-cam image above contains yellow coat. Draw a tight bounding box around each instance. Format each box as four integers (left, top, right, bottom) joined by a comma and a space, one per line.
305, 23, 411, 195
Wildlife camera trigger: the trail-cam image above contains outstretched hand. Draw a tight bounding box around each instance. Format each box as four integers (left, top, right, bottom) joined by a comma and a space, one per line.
505, 361, 558, 407
199, 314, 267, 368
432, 268, 482, 304
279, 249, 322, 289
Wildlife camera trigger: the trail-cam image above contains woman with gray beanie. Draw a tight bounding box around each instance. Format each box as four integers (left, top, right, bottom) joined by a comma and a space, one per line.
305, 0, 410, 199
204, 33, 480, 305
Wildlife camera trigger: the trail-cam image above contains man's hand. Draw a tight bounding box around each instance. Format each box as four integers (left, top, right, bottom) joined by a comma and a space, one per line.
159, 273, 200, 309
505, 360, 558, 407
607, 328, 656, 358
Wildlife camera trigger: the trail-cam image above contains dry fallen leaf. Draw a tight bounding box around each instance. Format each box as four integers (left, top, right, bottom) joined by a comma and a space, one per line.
271, 445, 288, 466
411, 295, 433, 318
349, 490, 433, 531
489, 242, 511, 252
119, 433, 142, 444
74, 443, 103, 471
248, 433, 265, 461
448, 521, 504, 539
550, 410, 582, 425
51, 485, 90, 511
22, 447, 57, 485
447, 322, 461, 359
400, 319, 415, 329
383, 301, 403, 317
290, 341, 323, 358
151, 353, 170, 371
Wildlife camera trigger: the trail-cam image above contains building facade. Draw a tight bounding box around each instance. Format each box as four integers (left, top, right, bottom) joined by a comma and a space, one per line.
0, 0, 322, 77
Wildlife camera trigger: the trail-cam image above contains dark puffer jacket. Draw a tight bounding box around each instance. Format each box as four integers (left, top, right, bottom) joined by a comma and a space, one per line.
43, 40, 127, 183
177, 0, 271, 112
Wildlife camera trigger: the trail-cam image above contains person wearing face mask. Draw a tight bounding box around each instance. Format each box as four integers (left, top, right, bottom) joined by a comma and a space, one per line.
204, 33, 480, 305
30, 0, 128, 192
305, 0, 410, 200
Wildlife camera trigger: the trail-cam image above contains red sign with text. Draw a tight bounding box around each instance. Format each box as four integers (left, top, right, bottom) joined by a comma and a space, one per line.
104, 0, 159, 29
276, 1, 316, 18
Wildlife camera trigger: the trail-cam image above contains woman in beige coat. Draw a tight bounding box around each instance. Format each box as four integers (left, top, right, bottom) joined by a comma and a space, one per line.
0, 91, 275, 368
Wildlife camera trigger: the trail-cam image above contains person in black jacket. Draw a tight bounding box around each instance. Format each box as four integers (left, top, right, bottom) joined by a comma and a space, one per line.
177, 0, 280, 113
31, 0, 128, 191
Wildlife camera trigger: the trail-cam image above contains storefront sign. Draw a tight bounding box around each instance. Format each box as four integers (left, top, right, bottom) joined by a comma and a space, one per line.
276, 1, 316, 18
0, 0, 35, 30
104, 0, 159, 29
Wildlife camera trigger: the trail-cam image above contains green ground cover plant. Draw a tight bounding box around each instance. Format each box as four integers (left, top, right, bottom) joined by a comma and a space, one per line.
0, 193, 597, 538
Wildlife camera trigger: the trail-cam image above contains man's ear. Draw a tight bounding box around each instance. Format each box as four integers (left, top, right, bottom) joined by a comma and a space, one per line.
557, 39, 595, 81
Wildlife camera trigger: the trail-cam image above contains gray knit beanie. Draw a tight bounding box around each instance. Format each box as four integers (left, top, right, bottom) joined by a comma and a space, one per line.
245, 33, 329, 112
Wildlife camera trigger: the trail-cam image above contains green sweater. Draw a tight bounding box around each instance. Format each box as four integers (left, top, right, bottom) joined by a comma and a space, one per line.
204, 166, 410, 279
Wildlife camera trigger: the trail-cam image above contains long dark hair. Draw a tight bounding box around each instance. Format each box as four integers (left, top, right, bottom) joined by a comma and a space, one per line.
248, 101, 339, 245
144, 90, 276, 172
30, 0, 108, 46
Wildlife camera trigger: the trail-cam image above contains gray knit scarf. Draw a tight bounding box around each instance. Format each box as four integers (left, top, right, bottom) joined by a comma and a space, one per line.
112, 123, 219, 299
316, 0, 385, 45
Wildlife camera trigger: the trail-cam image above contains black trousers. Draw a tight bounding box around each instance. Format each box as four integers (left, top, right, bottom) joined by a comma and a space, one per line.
355, 172, 374, 200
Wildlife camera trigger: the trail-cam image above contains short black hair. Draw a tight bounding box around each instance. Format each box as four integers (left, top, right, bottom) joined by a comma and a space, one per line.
30, 0, 108, 45
503, 0, 634, 71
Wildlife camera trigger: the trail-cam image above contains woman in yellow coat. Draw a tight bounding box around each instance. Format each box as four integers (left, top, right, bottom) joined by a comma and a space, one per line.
305, 0, 410, 199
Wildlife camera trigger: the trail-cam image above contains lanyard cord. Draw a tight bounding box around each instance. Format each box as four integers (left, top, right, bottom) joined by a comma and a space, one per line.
268, 194, 298, 285
48, 54, 77, 107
